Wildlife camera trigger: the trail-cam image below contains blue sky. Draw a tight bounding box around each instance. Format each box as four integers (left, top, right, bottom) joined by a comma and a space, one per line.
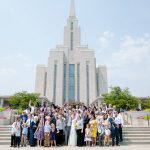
0, 0, 150, 97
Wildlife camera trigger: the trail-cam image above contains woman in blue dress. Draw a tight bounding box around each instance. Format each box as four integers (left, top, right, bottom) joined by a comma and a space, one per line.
30, 116, 38, 146
50, 123, 57, 147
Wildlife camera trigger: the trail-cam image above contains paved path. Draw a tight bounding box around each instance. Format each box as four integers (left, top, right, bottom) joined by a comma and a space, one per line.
0, 145, 150, 150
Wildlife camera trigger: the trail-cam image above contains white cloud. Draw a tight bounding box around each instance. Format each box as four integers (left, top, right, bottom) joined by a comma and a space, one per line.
0, 53, 33, 68
111, 34, 150, 67
99, 30, 114, 48
0, 68, 17, 76
0, 53, 35, 95
97, 33, 150, 96
0, 54, 29, 63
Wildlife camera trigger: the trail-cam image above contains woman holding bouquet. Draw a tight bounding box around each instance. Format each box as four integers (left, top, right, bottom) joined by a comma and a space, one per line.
68, 112, 77, 146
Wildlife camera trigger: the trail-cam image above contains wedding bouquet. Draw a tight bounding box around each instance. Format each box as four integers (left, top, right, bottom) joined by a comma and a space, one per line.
74, 123, 78, 128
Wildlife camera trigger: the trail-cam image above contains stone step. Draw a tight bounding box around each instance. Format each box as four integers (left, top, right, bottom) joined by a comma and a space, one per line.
123, 140, 150, 145
123, 127, 150, 131
123, 132, 150, 135
123, 130, 150, 133
0, 137, 11, 140
124, 137, 150, 140
0, 131, 10, 134
0, 128, 11, 131
0, 127, 11, 130
123, 134, 150, 137
0, 140, 10, 145
0, 134, 11, 137
0, 125, 11, 128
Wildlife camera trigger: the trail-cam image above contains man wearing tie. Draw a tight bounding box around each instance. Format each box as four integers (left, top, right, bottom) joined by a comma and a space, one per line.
76, 115, 83, 147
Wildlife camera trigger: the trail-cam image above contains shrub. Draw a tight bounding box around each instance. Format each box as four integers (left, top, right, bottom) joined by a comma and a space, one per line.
0, 107, 5, 112
144, 109, 150, 112
9, 91, 40, 110
144, 115, 150, 120
13, 109, 23, 115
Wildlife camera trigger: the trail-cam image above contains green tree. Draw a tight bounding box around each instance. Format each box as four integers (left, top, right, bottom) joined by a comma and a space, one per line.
103, 86, 139, 110
141, 98, 150, 109
9, 91, 40, 110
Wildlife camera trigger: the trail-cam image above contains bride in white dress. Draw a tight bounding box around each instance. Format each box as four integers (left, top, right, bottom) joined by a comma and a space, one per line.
68, 115, 77, 146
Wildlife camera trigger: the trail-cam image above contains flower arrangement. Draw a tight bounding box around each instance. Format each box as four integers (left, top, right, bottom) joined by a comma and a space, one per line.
74, 123, 78, 128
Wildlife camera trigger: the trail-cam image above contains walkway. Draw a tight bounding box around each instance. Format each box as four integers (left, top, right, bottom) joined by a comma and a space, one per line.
0, 145, 150, 150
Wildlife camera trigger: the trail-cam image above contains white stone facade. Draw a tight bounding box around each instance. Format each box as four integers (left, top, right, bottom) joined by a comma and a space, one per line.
35, 0, 108, 106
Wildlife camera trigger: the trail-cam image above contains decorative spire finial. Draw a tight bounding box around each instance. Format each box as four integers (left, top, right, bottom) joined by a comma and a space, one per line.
69, 0, 76, 18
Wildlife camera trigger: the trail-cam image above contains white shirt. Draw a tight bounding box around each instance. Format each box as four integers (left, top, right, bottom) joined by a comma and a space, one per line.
15, 122, 21, 137
76, 119, 83, 130
26, 118, 31, 127
67, 116, 72, 126
105, 129, 111, 136
56, 119, 64, 130
85, 128, 91, 137
11, 122, 17, 135
44, 125, 51, 133
115, 114, 124, 125
24, 109, 30, 114
29, 100, 35, 113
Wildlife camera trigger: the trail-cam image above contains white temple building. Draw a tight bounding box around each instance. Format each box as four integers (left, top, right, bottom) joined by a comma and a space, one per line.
35, 0, 108, 106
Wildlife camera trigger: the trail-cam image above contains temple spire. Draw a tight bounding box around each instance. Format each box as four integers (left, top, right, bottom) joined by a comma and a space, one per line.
69, 0, 76, 18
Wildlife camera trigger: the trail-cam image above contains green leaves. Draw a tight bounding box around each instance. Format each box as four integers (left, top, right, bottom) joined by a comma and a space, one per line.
0, 107, 5, 112
9, 91, 40, 110
103, 86, 139, 110
141, 99, 150, 109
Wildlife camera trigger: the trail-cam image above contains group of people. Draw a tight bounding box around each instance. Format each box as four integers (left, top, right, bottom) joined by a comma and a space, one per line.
10, 102, 124, 148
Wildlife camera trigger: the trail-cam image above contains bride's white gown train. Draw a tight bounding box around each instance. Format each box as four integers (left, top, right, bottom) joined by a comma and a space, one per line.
68, 119, 77, 146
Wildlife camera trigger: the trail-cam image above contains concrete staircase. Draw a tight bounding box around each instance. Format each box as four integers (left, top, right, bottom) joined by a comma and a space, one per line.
0, 126, 11, 145
0, 125, 150, 145
123, 127, 150, 145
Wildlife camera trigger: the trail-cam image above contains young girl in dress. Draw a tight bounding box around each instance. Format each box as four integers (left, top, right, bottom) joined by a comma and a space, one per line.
44, 116, 51, 147
50, 123, 57, 147
84, 124, 91, 146
104, 125, 111, 146
34, 120, 44, 147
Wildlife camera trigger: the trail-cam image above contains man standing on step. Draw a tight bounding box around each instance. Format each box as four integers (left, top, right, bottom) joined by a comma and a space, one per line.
115, 111, 124, 142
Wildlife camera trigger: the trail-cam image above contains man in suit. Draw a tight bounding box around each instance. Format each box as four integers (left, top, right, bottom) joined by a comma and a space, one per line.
64, 111, 72, 145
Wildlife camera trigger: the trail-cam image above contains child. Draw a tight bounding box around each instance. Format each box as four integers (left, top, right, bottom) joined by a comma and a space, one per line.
44, 116, 51, 147
10, 121, 17, 147
21, 123, 28, 147
34, 120, 44, 147
15, 119, 21, 148
50, 123, 57, 147
98, 122, 104, 146
104, 125, 111, 146
84, 124, 91, 146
